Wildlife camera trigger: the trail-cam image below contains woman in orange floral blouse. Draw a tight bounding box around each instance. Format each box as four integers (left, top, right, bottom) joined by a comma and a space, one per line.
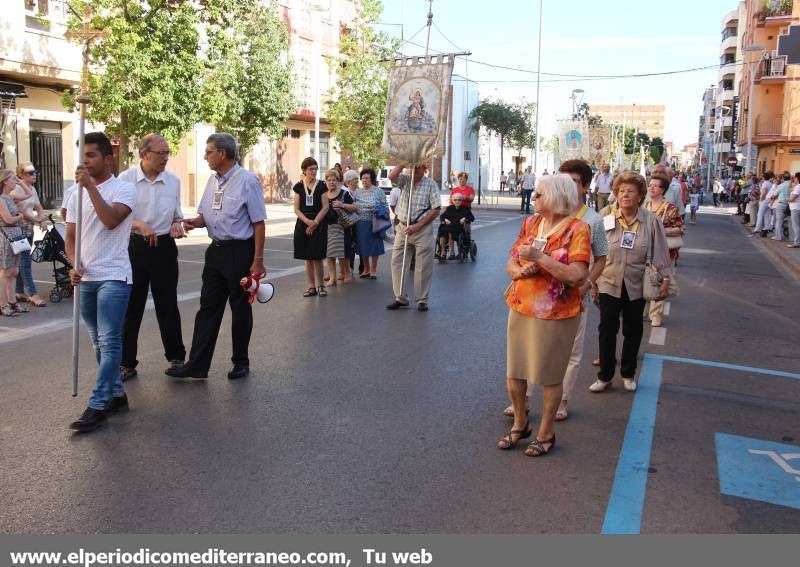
499, 174, 590, 457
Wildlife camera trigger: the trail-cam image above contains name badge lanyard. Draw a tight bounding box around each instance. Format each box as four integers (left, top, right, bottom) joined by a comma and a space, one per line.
212, 169, 242, 210
617, 213, 639, 250
532, 215, 573, 251
304, 180, 317, 208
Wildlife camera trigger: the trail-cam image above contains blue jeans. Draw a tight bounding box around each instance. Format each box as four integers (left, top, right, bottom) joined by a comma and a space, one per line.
15, 235, 37, 296
520, 189, 533, 214
80, 280, 132, 410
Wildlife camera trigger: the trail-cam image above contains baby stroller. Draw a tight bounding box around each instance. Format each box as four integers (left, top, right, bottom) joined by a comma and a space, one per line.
30, 215, 73, 303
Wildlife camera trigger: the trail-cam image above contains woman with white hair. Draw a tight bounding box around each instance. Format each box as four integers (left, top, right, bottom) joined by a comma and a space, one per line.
342, 169, 361, 276
499, 173, 591, 457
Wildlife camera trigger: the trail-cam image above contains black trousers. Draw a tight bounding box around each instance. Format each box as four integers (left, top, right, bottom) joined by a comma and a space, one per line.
187, 239, 254, 373
122, 235, 185, 369
597, 285, 645, 382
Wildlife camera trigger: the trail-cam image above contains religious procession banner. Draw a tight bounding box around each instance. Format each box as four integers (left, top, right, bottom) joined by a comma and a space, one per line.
588, 126, 612, 167
382, 55, 455, 164
558, 119, 589, 162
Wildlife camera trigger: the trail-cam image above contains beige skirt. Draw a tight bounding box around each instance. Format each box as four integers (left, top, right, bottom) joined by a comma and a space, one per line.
506, 309, 580, 385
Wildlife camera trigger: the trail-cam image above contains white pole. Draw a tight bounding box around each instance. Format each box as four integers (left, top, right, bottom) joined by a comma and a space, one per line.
71, 95, 88, 397
314, 13, 321, 171
398, 166, 416, 300
532, 0, 543, 176
746, 61, 756, 175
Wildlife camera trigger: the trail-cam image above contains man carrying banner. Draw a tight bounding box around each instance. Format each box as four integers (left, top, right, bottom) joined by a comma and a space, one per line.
386, 164, 441, 312
65, 132, 137, 432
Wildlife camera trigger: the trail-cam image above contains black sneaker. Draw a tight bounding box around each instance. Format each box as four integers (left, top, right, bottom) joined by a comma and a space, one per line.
417, 302, 429, 312
105, 393, 129, 414
227, 365, 250, 380
120, 366, 137, 382
386, 301, 409, 310
69, 407, 107, 432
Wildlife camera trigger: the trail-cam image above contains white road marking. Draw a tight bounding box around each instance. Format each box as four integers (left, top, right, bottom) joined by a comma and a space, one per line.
649, 327, 667, 345
0, 265, 308, 345
663, 302, 671, 316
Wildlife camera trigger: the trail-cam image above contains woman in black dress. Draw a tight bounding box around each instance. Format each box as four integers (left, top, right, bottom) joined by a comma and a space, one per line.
293, 157, 330, 297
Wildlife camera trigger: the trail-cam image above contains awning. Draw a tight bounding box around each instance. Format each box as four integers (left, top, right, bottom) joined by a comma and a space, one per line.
0, 82, 28, 98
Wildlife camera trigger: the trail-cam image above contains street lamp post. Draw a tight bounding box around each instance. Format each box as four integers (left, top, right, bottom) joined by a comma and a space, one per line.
744, 44, 765, 176
532, 0, 543, 176
310, 2, 330, 173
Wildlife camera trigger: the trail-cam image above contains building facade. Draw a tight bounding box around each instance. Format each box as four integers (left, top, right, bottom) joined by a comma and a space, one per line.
736, 0, 800, 175
590, 104, 666, 140
0, 0, 83, 208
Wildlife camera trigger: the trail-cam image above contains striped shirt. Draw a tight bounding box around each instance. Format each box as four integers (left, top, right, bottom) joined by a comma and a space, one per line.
65, 175, 137, 283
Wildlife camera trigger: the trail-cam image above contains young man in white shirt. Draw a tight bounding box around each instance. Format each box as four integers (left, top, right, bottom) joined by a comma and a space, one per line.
520, 166, 536, 215
65, 132, 137, 432
118, 134, 186, 381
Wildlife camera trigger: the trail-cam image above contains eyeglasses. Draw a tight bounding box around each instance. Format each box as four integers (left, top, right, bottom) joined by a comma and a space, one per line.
23, 170, 38, 176
148, 150, 171, 157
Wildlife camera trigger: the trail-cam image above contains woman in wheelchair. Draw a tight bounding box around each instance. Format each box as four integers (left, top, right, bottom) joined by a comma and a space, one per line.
437, 193, 474, 262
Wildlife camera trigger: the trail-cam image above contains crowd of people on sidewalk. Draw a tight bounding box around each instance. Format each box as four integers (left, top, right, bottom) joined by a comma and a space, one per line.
739, 170, 800, 248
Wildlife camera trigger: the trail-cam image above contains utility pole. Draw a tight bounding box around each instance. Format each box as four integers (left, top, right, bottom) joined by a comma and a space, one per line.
532, 0, 543, 176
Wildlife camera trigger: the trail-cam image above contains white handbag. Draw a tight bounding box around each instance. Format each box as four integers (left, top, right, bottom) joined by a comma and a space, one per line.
1, 227, 31, 255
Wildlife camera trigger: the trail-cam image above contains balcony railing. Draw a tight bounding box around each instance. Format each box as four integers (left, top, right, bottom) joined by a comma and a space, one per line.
756, 0, 794, 22
721, 27, 738, 41
755, 113, 784, 136
756, 55, 788, 80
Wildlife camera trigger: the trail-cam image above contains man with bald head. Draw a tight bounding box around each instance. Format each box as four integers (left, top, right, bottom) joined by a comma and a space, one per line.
118, 133, 186, 381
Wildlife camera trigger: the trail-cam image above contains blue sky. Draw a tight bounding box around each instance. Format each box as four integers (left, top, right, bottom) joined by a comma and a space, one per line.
378, 0, 738, 150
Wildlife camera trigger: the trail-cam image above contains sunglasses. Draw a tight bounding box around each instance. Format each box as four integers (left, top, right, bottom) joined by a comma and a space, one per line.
23, 170, 38, 176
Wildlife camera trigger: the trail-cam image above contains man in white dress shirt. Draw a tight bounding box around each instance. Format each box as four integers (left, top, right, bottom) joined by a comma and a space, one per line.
118, 134, 186, 381
65, 132, 137, 432
594, 164, 613, 211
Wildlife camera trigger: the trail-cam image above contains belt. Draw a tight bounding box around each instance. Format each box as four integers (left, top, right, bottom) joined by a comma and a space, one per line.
211, 238, 253, 248
131, 233, 172, 242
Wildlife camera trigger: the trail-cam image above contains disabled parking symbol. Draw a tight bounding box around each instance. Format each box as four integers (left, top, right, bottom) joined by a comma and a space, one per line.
715, 433, 800, 510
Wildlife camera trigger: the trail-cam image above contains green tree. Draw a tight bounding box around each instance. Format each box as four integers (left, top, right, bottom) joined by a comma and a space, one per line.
64, 0, 294, 162
572, 102, 604, 127
200, 0, 295, 156
64, 0, 204, 163
469, 100, 526, 175
326, 0, 398, 167
508, 102, 536, 168
649, 137, 665, 164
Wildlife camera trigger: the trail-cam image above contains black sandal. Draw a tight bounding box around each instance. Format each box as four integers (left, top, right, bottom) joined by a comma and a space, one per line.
303, 287, 318, 297
497, 421, 532, 450
525, 434, 556, 457
317, 285, 327, 297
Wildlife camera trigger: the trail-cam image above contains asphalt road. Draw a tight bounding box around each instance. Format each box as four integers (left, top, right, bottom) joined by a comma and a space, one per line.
0, 205, 798, 534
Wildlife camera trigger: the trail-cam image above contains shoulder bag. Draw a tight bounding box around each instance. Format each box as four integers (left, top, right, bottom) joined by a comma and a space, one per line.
642, 219, 664, 301
660, 206, 684, 250
336, 191, 360, 228
0, 226, 31, 255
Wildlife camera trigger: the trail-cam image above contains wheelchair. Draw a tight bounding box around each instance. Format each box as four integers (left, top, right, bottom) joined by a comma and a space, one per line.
435, 221, 477, 263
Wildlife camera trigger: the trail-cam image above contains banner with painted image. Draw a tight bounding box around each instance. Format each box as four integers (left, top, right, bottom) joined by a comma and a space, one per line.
588, 126, 612, 167
382, 55, 455, 164
558, 119, 589, 162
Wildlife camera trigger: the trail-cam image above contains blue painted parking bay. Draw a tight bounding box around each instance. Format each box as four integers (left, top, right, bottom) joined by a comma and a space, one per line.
715, 433, 800, 511
602, 354, 800, 534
